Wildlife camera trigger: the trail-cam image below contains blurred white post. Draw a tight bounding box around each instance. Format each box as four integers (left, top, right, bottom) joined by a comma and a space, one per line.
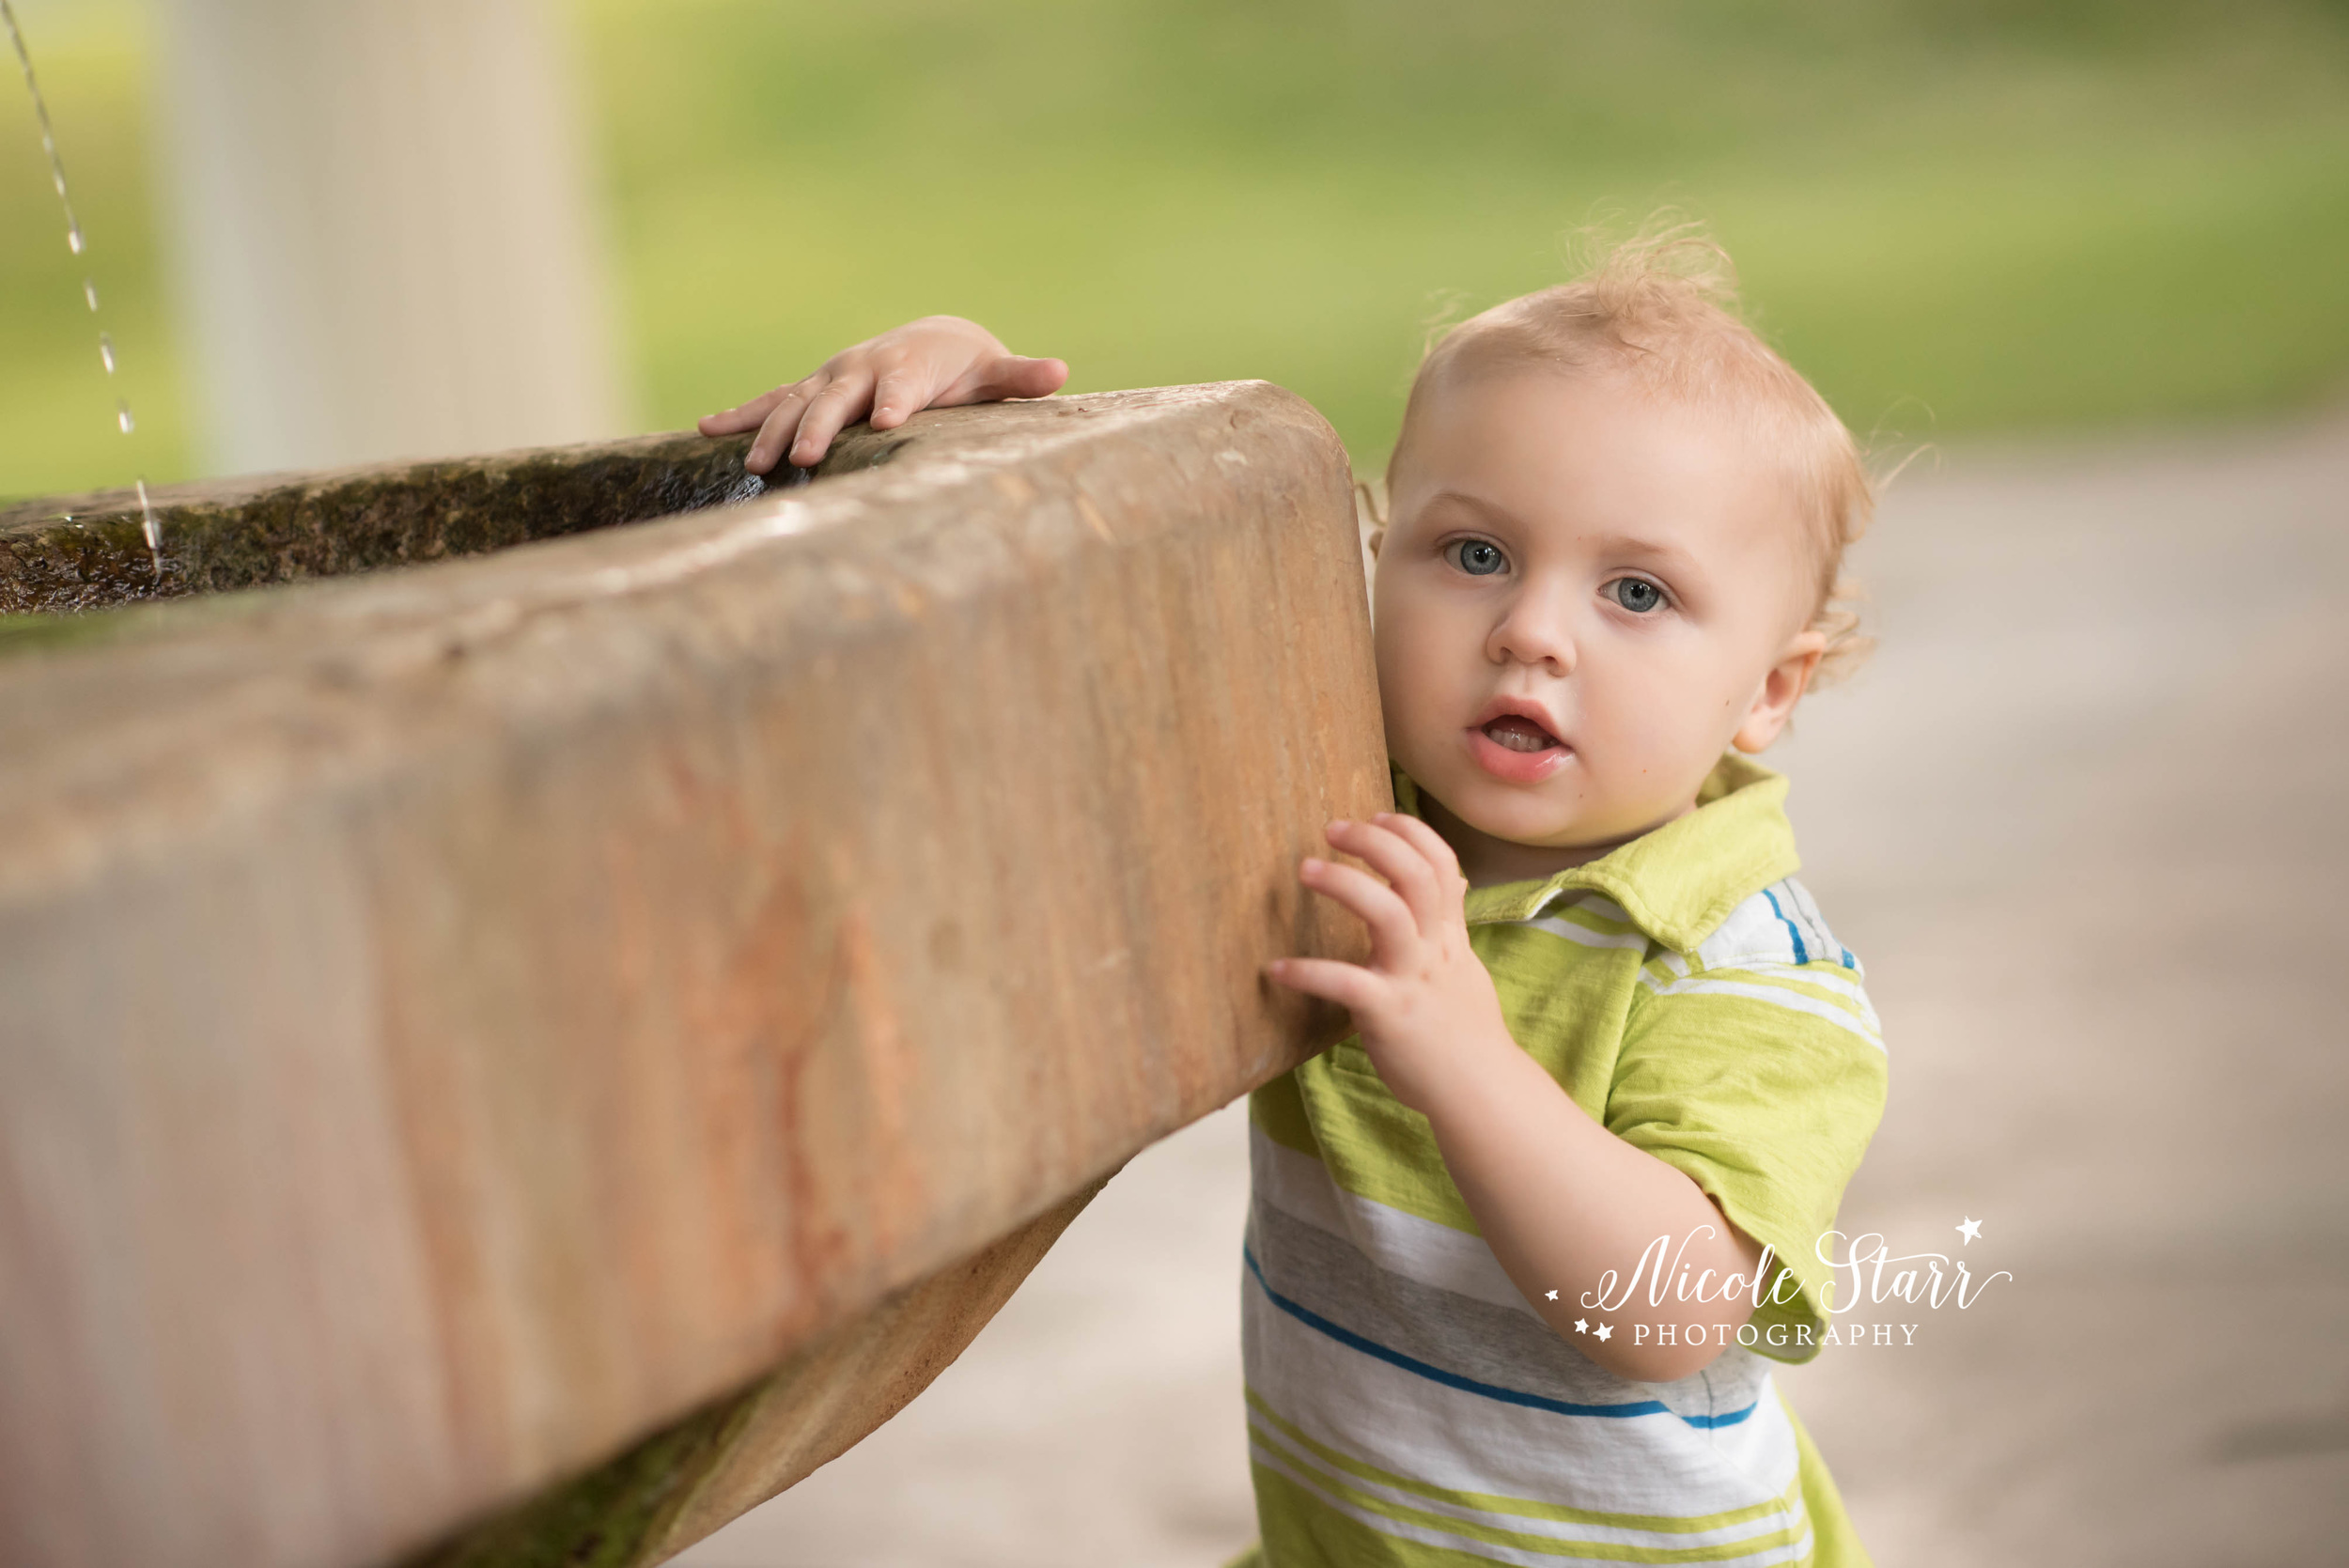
155, 0, 626, 475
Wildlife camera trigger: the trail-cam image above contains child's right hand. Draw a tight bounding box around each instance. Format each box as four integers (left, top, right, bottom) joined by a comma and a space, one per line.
698, 316, 1069, 474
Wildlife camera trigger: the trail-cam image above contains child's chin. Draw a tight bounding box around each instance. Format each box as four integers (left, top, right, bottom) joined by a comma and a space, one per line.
1443, 782, 1591, 845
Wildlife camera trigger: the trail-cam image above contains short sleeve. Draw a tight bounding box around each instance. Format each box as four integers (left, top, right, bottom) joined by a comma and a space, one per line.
1605, 955, 1888, 1363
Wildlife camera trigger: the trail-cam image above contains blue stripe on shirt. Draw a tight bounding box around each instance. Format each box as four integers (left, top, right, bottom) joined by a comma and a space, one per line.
1761, 884, 1811, 967
1243, 1245, 1759, 1430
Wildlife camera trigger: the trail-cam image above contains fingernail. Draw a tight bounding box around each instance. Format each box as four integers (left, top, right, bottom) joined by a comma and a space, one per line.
1301, 858, 1325, 873
1328, 818, 1351, 831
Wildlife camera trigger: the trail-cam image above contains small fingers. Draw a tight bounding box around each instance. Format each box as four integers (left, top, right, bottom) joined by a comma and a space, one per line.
787, 367, 878, 467
1300, 857, 1417, 961
1324, 818, 1443, 926
698, 407, 757, 437
1265, 956, 1382, 1015
1370, 812, 1467, 891
975, 353, 1070, 401
746, 380, 819, 474
868, 365, 928, 430
718, 338, 1063, 465
938, 353, 1070, 409
700, 384, 792, 438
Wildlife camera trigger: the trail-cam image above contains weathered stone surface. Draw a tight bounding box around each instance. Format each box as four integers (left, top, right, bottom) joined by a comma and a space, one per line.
0, 384, 1387, 1568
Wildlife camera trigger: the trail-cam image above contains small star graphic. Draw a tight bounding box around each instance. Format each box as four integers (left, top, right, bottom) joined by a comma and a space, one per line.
1595, 1323, 1613, 1342
1545, 1289, 1559, 1301
1956, 1217, 1983, 1246
1573, 1318, 1589, 1335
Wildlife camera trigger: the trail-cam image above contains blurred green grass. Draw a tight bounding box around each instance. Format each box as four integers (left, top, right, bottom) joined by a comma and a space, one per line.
0, 5, 186, 499
6, 0, 2349, 498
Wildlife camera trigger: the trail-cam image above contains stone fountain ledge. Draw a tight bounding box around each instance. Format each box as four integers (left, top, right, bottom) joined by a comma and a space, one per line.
0, 384, 1389, 1568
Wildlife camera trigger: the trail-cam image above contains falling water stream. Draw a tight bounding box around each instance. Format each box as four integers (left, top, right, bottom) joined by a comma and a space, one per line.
3, 0, 163, 577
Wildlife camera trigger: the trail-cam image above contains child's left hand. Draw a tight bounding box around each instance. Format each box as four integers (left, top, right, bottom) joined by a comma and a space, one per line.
1267, 814, 1517, 1113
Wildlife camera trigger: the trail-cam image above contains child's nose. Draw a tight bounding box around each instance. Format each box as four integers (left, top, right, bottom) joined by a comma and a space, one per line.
1487, 598, 1577, 674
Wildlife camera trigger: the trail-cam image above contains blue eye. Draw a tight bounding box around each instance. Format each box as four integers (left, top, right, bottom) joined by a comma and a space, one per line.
1450, 539, 1507, 577
1607, 577, 1665, 613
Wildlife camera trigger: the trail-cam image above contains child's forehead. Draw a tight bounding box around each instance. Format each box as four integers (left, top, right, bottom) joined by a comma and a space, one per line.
1397, 368, 1795, 520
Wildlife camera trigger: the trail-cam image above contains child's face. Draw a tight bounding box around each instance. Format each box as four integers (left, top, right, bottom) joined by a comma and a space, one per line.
1374, 368, 1825, 863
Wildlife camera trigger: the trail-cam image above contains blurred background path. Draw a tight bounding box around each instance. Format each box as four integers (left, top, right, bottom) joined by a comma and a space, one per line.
679, 409, 2349, 1568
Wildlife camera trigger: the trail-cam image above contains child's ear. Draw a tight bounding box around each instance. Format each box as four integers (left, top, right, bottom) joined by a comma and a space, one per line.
1731, 629, 1826, 754
1354, 477, 1389, 563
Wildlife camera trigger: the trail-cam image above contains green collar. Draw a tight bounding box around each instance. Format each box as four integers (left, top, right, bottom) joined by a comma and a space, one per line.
1395, 753, 1801, 955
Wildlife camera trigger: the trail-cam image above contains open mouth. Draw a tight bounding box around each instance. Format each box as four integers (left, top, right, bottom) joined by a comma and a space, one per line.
1480, 715, 1560, 753
1466, 704, 1573, 783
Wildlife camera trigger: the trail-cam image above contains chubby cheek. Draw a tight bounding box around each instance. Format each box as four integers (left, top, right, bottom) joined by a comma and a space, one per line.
1580, 644, 1744, 784
1372, 629, 1430, 760
1372, 612, 1469, 770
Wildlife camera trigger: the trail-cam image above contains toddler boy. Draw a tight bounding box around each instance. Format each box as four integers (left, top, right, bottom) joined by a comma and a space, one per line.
704, 229, 1887, 1567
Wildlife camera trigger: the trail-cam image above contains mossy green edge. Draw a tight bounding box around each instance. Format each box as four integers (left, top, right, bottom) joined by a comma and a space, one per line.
401, 1381, 766, 1568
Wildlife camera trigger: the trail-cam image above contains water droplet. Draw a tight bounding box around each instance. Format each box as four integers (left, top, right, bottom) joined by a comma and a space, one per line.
117, 401, 134, 434
135, 478, 162, 573
98, 334, 115, 374
52, 170, 64, 198
67, 223, 83, 255
83, 278, 98, 311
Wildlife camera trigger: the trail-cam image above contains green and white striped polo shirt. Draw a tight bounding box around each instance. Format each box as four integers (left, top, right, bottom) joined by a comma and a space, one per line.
1242, 753, 1887, 1568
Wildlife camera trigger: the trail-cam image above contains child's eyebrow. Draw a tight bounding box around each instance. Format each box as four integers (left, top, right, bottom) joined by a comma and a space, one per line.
1417, 488, 1521, 528
1583, 532, 1702, 578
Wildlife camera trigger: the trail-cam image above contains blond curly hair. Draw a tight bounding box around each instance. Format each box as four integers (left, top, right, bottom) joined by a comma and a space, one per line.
1389, 221, 1874, 684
